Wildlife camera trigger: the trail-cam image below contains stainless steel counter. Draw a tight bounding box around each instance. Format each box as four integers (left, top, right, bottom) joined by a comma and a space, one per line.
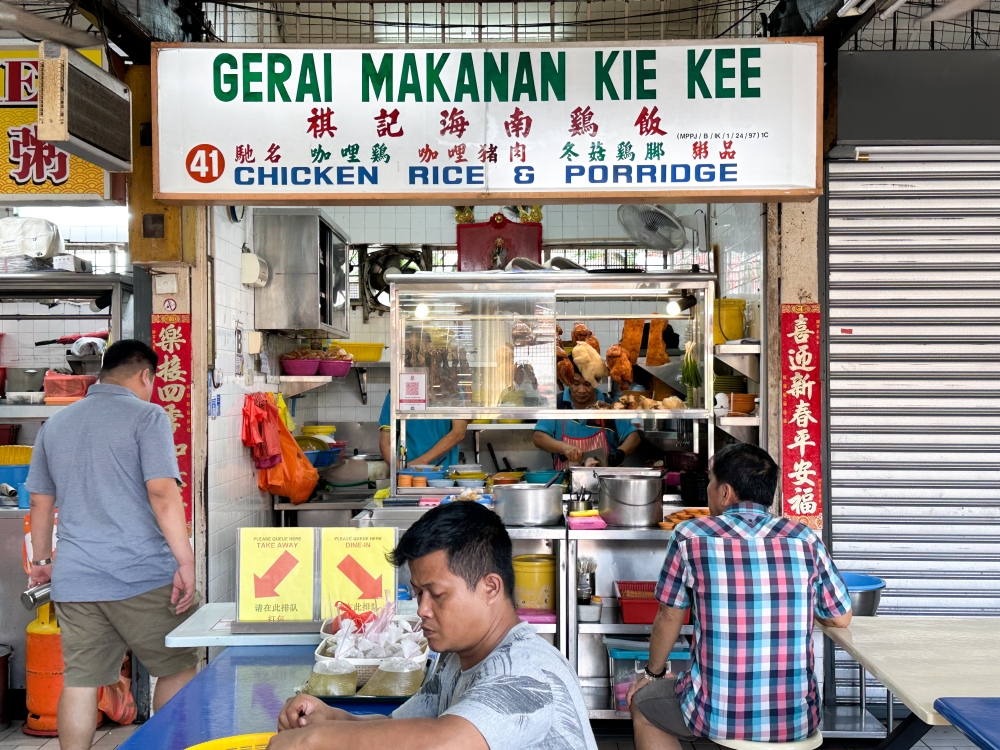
0, 507, 32, 688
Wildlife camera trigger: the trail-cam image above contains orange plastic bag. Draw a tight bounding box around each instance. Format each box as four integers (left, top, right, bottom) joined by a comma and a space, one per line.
258, 410, 319, 504
98, 673, 136, 725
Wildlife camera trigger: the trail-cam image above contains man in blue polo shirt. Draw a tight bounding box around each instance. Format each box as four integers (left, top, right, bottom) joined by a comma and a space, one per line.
378, 390, 468, 467
533, 364, 640, 468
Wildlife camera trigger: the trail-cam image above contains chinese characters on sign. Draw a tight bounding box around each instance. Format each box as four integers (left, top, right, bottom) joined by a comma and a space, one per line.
154, 42, 821, 201
0, 50, 108, 200
781, 303, 822, 530
151, 315, 194, 527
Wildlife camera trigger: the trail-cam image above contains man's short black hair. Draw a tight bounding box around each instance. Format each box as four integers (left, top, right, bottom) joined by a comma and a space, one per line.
710, 442, 779, 507
100, 339, 159, 380
390, 502, 516, 604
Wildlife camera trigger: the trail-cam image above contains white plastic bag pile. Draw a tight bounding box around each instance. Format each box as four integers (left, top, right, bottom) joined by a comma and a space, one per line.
318, 603, 426, 662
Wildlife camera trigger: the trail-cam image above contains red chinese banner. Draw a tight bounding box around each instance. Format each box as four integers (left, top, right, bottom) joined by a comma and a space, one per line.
781, 303, 822, 530
151, 314, 193, 527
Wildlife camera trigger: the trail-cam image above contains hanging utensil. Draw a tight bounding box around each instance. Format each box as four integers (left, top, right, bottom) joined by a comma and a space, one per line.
543, 471, 564, 488
503, 457, 514, 472
487, 443, 501, 473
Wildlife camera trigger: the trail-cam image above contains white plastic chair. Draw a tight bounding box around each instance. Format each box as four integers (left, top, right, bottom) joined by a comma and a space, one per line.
715, 731, 824, 750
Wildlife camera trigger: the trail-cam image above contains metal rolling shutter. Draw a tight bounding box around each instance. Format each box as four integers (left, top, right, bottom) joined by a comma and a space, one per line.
827, 159, 1000, 620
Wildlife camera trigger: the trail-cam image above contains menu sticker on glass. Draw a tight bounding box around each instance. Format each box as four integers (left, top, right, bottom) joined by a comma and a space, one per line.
398, 372, 426, 411
237, 528, 315, 621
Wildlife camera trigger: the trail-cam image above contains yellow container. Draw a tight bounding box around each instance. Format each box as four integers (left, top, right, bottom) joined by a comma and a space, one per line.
302, 425, 337, 437
715, 298, 747, 343
185, 734, 276, 750
513, 554, 557, 610
0, 446, 31, 465
332, 342, 385, 362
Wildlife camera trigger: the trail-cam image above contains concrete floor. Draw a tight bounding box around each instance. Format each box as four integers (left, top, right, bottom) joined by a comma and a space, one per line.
0, 720, 980, 750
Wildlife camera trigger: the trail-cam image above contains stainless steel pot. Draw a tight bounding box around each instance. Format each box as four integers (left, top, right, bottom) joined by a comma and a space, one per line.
849, 588, 882, 616
596, 471, 664, 527
493, 484, 564, 527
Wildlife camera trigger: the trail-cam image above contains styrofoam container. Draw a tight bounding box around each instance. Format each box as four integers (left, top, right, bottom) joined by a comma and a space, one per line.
6, 392, 45, 405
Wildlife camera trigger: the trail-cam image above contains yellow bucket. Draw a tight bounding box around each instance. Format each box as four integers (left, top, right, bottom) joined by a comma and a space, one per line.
185, 733, 276, 750
513, 554, 556, 609
715, 298, 747, 343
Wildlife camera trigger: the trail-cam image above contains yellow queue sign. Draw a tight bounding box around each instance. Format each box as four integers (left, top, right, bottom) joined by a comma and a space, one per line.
236, 527, 397, 622
237, 528, 315, 622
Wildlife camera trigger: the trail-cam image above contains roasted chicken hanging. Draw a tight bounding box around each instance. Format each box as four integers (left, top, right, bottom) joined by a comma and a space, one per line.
571, 322, 592, 344
606, 344, 633, 388
584, 334, 601, 355
556, 345, 575, 387
571, 342, 608, 387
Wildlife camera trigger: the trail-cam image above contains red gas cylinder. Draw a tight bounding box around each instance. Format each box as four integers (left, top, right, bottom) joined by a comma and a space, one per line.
23, 603, 103, 737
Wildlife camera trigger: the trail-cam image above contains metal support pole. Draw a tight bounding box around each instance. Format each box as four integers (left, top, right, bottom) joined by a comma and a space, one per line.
887, 690, 894, 731
859, 661, 867, 716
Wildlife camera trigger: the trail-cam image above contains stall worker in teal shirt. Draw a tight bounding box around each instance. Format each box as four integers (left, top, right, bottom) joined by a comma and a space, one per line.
533, 364, 640, 469
378, 391, 468, 467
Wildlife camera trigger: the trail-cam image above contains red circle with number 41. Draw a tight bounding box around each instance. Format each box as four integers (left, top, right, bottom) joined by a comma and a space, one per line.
186, 144, 225, 183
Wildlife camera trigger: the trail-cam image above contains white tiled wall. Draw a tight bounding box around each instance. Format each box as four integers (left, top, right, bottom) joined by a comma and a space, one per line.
207, 207, 275, 604
325, 204, 632, 244
714, 202, 765, 305
1, 207, 132, 369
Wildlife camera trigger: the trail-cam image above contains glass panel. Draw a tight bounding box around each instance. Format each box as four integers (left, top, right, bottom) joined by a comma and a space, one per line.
397, 292, 557, 409
553, 289, 708, 411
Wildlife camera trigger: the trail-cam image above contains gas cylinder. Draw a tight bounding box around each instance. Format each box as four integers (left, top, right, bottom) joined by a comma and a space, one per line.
23, 602, 104, 737
24, 602, 62, 736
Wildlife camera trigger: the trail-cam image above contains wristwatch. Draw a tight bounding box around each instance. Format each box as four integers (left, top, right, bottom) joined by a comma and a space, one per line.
31, 558, 53, 566
643, 664, 668, 681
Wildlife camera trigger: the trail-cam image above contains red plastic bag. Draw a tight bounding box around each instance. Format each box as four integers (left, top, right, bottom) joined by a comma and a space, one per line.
242, 393, 281, 468
258, 411, 318, 503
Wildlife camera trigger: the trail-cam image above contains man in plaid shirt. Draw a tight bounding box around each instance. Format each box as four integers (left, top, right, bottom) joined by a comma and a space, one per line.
627, 443, 852, 750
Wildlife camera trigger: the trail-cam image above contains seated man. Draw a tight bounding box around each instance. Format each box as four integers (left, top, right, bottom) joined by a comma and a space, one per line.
628, 443, 852, 750
271, 502, 598, 750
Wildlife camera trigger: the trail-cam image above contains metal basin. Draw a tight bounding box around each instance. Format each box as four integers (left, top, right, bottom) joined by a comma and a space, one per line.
493, 484, 563, 527
842, 572, 886, 616
596, 471, 664, 527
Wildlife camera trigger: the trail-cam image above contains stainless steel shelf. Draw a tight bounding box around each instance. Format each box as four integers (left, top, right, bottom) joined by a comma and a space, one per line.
568, 528, 674, 541
718, 415, 760, 427
398, 409, 710, 421
506, 525, 566, 540
0, 405, 66, 419
278, 375, 335, 398
467, 423, 538, 430
578, 624, 694, 635
715, 343, 761, 355
530, 624, 558, 634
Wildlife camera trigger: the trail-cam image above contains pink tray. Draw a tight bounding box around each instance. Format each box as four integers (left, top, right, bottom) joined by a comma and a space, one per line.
318, 359, 352, 377
567, 516, 608, 530
517, 608, 557, 624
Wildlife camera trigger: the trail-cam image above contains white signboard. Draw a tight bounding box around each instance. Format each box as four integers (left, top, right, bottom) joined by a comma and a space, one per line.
153, 40, 820, 204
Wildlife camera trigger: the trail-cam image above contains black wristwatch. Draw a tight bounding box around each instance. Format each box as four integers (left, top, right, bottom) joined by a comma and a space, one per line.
644, 664, 668, 681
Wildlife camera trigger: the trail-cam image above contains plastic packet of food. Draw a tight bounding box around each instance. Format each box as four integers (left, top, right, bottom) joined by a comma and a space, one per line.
357, 657, 424, 697
303, 659, 358, 697
401, 639, 423, 661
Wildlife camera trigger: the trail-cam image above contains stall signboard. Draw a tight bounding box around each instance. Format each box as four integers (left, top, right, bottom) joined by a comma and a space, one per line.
780, 303, 822, 530
151, 314, 194, 527
152, 39, 821, 204
320, 528, 396, 619
0, 48, 110, 202
238, 528, 316, 621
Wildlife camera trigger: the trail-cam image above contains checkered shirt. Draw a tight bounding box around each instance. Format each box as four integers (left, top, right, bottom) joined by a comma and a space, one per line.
655, 502, 852, 742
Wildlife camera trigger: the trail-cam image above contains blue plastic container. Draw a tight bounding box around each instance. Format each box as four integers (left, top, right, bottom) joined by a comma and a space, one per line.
0, 465, 30, 487
841, 572, 886, 592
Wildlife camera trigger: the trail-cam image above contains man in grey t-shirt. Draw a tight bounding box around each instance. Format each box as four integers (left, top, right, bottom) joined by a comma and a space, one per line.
27, 340, 199, 750
272, 503, 598, 750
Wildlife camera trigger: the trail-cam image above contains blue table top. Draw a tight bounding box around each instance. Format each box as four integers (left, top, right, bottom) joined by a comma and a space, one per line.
935, 698, 1000, 750
118, 646, 400, 750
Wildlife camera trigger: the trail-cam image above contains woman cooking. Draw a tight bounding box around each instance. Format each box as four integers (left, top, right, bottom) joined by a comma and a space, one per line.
533, 363, 641, 469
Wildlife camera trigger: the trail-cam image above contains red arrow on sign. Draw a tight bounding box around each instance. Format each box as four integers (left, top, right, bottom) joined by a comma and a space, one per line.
254, 550, 299, 597
337, 554, 383, 599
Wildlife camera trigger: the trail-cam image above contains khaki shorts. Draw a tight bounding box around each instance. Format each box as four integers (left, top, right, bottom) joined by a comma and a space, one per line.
56, 584, 200, 688
633, 677, 699, 741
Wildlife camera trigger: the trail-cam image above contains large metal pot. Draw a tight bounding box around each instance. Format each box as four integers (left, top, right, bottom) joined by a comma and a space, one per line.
493, 484, 564, 527
596, 471, 664, 527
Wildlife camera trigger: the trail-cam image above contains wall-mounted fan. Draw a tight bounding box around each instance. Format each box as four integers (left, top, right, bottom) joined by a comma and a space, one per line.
617, 205, 708, 271
357, 245, 430, 321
